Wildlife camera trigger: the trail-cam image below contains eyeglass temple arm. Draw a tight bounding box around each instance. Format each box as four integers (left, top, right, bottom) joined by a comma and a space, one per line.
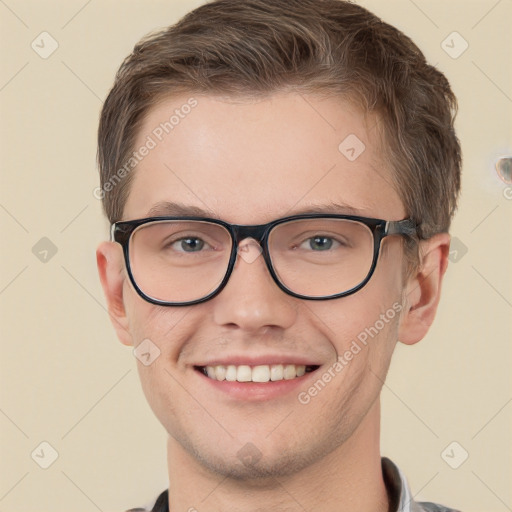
385, 219, 417, 237
110, 223, 130, 244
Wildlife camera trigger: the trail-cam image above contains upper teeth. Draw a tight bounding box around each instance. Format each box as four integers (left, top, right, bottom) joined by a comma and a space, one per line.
204, 364, 306, 382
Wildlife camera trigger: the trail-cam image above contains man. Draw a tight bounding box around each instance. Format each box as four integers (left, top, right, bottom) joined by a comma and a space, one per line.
96, 1, 461, 510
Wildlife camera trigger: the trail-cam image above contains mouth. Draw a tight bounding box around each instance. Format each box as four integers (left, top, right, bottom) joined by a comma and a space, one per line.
195, 364, 320, 383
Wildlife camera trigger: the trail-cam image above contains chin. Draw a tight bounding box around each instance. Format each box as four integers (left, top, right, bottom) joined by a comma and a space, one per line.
181, 431, 339, 483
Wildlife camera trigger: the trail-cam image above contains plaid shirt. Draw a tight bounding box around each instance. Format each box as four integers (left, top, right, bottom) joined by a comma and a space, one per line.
127, 457, 460, 512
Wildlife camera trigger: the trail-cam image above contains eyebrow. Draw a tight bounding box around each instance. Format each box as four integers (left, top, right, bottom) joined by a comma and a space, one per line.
146, 200, 370, 220
146, 201, 218, 218
290, 202, 370, 216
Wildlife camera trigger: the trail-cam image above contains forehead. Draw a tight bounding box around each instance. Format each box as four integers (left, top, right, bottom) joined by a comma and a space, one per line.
124, 93, 405, 222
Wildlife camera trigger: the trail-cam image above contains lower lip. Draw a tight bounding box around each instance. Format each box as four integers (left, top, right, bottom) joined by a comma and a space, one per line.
195, 368, 319, 401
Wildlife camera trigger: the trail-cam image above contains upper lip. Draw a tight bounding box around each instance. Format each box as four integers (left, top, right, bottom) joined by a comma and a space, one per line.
194, 354, 323, 367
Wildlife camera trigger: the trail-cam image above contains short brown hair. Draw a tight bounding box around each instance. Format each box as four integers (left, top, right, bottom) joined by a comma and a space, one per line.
98, 0, 461, 266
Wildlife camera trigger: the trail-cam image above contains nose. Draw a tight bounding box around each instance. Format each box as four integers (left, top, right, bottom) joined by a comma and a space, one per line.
212, 238, 298, 333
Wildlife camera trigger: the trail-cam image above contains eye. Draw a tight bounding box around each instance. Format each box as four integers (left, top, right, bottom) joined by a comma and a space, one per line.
171, 237, 207, 252
300, 236, 340, 251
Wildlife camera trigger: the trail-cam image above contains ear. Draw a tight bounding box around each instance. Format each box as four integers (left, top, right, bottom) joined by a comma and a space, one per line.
96, 241, 133, 346
398, 232, 450, 346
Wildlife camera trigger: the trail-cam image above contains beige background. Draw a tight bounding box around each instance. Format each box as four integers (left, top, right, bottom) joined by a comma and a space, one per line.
1, 0, 511, 511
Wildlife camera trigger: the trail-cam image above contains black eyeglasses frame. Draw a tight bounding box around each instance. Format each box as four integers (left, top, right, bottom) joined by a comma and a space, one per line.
111, 213, 417, 306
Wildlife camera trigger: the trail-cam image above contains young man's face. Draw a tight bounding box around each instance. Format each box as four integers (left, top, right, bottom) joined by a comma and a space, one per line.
98, 93, 442, 479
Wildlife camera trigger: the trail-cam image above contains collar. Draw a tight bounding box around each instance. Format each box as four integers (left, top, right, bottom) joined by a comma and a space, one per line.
382, 456, 415, 512
140, 457, 455, 512
382, 457, 459, 512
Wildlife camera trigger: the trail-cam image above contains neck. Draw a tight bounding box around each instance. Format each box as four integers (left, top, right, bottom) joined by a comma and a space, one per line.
166, 400, 389, 512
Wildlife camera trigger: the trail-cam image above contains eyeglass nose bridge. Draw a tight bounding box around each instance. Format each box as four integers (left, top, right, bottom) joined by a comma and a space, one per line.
230, 223, 273, 264
231, 223, 270, 245
221, 223, 290, 301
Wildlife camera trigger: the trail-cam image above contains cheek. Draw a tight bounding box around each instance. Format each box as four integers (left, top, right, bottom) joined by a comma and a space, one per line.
123, 280, 193, 356
302, 245, 404, 395
129, 307, 192, 430
308, 289, 402, 358
134, 356, 183, 439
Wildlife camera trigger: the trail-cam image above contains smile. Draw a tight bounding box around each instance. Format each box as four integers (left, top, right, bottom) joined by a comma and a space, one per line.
197, 364, 319, 383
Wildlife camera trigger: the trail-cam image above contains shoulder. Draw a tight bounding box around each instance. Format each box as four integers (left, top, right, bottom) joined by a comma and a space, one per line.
382, 457, 461, 512
416, 502, 462, 512
125, 489, 169, 512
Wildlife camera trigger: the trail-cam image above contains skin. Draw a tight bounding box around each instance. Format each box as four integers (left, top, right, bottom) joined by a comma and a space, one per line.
97, 92, 450, 512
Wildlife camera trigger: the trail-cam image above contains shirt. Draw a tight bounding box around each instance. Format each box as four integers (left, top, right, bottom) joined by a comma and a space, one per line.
126, 457, 460, 512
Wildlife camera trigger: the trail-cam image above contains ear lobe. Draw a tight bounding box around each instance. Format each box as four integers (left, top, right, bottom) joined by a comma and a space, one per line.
398, 232, 451, 346
96, 241, 133, 347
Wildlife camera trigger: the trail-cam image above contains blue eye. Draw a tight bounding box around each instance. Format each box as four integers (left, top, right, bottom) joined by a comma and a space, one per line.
302, 236, 339, 251
173, 237, 206, 252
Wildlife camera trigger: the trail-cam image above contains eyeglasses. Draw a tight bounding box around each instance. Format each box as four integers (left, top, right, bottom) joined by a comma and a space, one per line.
111, 214, 417, 306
